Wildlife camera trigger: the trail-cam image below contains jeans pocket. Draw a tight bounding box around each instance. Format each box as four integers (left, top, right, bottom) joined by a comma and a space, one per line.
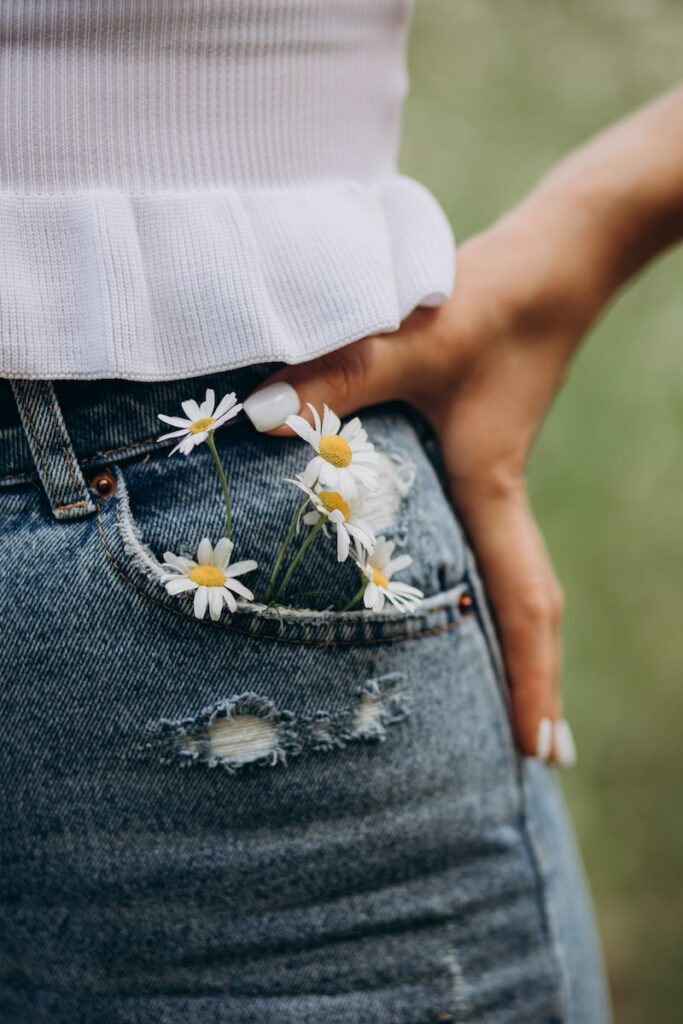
89, 418, 518, 809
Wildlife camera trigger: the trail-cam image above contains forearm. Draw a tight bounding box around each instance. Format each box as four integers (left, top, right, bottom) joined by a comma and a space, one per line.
499, 85, 683, 324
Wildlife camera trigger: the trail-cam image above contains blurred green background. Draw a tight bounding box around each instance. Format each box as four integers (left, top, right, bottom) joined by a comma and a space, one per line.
400, 2, 683, 1021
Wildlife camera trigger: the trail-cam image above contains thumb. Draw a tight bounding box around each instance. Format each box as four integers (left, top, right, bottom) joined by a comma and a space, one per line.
242, 333, 414, 436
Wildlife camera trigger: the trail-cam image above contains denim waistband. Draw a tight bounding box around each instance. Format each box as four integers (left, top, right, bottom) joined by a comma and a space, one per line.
0, 365, 279, 504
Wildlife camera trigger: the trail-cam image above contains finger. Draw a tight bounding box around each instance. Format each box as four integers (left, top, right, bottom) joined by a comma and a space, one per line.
453, 485, 565, 760
242, 316, 432, 435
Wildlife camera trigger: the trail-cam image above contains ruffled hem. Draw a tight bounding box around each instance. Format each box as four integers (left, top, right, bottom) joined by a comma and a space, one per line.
0, 174, 455, 381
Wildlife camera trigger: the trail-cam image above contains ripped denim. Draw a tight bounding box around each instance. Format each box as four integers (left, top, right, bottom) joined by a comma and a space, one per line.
0, 369, 611, 1024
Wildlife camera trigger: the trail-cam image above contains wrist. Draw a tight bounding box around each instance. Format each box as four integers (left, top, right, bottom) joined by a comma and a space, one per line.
496, 188, 623, 332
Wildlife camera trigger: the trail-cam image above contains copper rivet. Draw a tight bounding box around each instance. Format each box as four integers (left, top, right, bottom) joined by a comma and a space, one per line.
458, 590, 474, 613
89, 469, 116, 498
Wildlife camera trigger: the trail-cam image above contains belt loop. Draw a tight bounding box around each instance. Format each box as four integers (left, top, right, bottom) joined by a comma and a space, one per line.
9, 380, 96, 521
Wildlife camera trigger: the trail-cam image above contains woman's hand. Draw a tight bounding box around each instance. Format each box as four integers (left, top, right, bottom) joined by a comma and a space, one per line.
243, 219, 593, 764
244, 85, 683, 763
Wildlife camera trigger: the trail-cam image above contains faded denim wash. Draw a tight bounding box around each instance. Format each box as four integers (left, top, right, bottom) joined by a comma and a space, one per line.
0, 369, 611, 1023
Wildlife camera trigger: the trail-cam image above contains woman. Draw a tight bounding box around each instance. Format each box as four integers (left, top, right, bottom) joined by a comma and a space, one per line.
2, 3, 681, 1020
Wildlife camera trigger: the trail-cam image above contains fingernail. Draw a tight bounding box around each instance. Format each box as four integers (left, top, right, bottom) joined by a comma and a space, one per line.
554, 719, 577, 767
243, 382, 300, 432
535, 717, 553, 761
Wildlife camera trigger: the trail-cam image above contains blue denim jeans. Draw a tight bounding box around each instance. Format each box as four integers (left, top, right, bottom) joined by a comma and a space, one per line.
0, 370, 611, 1023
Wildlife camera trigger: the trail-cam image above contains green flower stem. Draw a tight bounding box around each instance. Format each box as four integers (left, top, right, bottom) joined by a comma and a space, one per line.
273, 517, 325, 604
265, 496, 309, 603
206, 432, 232, 540
341, 581, 367, 612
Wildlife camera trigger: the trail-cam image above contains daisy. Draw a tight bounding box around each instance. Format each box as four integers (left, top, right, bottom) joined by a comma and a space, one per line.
157, 389, 242, 456
289, 477, 376, 562
358, 538, 424, 612
160, 537, 258, 620
285, 404, 380, 500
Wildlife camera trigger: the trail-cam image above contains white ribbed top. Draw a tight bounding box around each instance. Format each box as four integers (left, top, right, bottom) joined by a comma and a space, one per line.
0, 0, 455, 380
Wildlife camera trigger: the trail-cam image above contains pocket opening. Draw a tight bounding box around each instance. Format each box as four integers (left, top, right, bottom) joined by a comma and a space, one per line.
96, 465, 474, 648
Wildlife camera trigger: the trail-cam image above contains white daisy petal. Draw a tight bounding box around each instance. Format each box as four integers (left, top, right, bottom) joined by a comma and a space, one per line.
163, 553, 196, 571
212, 405, 242, 429
225, 578, 254, 600
200, 389, 216, 417
375, 538, 396, 563
335, 474, 357, 501
213, 392, 238, 419
308, 403, 322, 435
193, 587, 208, 619
339, 416, 362, 440
209, 588, 223, 621
222, 587, 237, 613
158, 414, 191, 428
350, 450, 381, 464
176, 436, 197, 456
335, 525, 349, 562
389, 582, 424, 598
386, 554, 412, 575
181, 399, 202, 421
197, 537, 213, 565
224, 559, 258, 578
212, 537, 234, 568
285, 414, 317, 445
318, 462, 340, 489
157, 427, 190, 441
302, 456, 323, 488
321, 405, 341, 436
346, 523, 373, 554
349, 465, 378, 490
165, 577, 197, 596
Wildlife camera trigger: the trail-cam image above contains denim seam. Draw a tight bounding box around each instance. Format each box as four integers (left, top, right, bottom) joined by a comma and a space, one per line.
95, 503, 466, 648
464, 551, 568, 1021
0, 438, 159, 486
55, 498, 90, 512
519, 774, 572, 1022
80, 435, 160, 461
0, 466, 36, 482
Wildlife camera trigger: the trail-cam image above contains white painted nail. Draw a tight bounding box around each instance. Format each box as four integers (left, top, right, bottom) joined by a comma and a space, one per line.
554, 719, 577, 767
242, 382, 300, 432
535, 717, 553, 761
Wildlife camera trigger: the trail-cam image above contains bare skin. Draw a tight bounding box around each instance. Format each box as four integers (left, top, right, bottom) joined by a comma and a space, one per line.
246, 85, 683, 762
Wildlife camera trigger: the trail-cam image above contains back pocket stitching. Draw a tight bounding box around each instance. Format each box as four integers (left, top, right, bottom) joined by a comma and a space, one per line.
96, 498, 470, 648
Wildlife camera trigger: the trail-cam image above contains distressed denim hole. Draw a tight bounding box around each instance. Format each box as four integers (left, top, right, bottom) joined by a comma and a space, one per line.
206, 714, 279, 765
354, 690, 383, 737
146, 674, 411, 772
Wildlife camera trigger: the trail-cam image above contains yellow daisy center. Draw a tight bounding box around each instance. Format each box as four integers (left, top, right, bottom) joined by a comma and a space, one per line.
372, 567, 390, 590
318, 434, 352, 468
318, 490, 351, 520
189, 565, 226, 587
189, 416, 215, 434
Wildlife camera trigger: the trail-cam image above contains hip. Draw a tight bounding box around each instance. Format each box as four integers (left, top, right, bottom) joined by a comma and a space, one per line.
0, 368, 608, 1023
